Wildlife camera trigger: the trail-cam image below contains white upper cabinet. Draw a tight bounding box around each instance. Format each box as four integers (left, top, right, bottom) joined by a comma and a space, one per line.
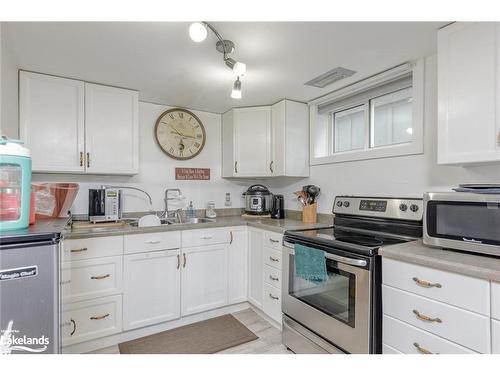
271, 100, 309, 177
222, 100, 309, 178
438, 22, 500, 165
20, 71, 85, 173
85, 83, 139, 174
20, 71, 139, 174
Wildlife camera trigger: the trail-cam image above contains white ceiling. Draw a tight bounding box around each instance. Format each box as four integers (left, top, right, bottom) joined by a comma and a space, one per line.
3, 22, 446, 113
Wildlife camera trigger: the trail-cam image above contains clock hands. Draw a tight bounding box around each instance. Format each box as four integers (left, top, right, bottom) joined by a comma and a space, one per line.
169, 125, 196, 139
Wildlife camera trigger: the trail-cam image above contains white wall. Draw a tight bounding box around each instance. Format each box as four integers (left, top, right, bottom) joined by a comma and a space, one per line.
32, 101, 255, 214
0, 23, 18, 138
278, 55, 500, 214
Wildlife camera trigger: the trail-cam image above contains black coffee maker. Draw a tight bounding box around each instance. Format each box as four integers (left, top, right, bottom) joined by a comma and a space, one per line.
271, 194, 285, 219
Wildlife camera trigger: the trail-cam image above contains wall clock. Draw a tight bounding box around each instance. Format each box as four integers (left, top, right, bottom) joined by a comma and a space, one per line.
154, 108, 206, 160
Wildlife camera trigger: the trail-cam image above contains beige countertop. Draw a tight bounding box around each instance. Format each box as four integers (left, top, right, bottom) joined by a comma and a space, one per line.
379, 239, 500, 282
65, 215, 332, 239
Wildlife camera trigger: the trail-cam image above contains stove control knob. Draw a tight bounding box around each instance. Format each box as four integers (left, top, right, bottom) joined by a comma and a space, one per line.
399, 203, 408, 212
336, 201, 343, 207
343, 201, 350, 208
410, 204, 419, 212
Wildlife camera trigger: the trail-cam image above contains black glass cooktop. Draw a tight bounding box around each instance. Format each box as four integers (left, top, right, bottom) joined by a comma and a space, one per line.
284, 226, 408, 255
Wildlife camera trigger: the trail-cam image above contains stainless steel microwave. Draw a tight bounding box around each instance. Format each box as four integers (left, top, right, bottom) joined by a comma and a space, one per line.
423, 192, 500, 256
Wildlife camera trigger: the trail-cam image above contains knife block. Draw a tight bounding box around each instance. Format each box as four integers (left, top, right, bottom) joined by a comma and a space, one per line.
302, 203, 317, 224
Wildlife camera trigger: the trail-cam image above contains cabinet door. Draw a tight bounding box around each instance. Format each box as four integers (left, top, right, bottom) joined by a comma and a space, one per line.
228, 228, 248, 304
233, 106, 272, 176
222, 110, 235, 177
85, 83, 139, 174
181, 244, 228, 316
20, 71, 85, 173
271, 100, 286, 176
438, 22, 500, 164
248, 228, 264, 308
123, 250, 181, 330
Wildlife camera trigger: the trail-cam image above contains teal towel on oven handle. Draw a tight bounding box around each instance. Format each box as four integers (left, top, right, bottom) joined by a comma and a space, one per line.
294, 243, 328, 283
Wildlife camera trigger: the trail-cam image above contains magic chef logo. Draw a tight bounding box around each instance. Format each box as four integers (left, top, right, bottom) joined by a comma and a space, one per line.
0, 321, 49, 354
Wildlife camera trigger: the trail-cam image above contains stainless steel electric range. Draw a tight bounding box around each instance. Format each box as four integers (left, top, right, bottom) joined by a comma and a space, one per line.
282, 196, 423, 354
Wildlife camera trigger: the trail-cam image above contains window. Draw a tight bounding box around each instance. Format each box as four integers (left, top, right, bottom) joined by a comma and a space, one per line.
333, 105, 365, 152
310, 61, 424, 165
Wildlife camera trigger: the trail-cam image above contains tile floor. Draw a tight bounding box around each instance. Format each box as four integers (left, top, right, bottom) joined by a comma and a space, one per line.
90, 308, 291, 354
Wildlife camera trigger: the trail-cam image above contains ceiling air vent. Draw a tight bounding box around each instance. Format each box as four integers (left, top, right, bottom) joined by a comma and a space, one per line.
304, 67, 356, 88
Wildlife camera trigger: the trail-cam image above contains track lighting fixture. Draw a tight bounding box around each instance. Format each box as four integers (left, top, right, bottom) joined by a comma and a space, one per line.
189, 22, 246, 99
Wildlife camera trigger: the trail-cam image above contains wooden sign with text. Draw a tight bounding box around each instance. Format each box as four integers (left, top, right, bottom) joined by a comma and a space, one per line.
175, 168, 211, 180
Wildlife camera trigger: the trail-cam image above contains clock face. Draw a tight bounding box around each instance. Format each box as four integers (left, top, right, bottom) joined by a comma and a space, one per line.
154, 108, 206, 160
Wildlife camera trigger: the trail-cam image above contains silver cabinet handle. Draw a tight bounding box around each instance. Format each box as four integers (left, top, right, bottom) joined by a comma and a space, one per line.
200, 236, 213, 240
90, 274, 110, 280
183, 253, 187, 268
413, 309, 442, 323
270, 161, 274, 173
234, 161, 238, 174
412, 277, 442, 288
86, 152, 90, 168
60, 280, 72, 285
269, 275, 279, 281
413, 342, 433, 354
269, 238, 279, 243
70, 319, 76, 336
90, 313, 109, 320
269, 293, 279, 300
79, 151, 84, 167
70, 247, 87, 253
230, 231, 233, 244
147, 240, 161, 244
269, 256, 279, 262
177, 254, 180, 269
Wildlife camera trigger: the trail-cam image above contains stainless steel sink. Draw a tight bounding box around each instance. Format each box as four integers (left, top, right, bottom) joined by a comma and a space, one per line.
128, 217, 215, 227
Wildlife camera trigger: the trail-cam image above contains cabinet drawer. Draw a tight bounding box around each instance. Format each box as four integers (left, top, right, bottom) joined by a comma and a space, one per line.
62, 295, 122, 346
382, 258, 490, 315
263, 283, 282, 323
62, 256, 123, 303
124, 231, 180, 254
264, 264, 282, 289
383, 315, 476, 354
493, 319, 500, 354
181, 227, 232, 248
492, 282, 500, 320
63, 236, 123, 262
264, 247, 282, 270
382, 285, 490, 353
263, 231, 283, 250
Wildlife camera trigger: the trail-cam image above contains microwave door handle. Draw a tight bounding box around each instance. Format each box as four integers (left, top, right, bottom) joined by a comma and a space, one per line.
284, 241, 367, 267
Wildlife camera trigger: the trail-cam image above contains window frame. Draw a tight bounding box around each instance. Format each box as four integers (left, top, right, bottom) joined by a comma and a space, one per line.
309, 60, 424, 165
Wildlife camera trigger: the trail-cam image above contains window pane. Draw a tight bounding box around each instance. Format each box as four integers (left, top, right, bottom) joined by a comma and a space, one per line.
333, 105, 365, 153
370, 87, 413, 148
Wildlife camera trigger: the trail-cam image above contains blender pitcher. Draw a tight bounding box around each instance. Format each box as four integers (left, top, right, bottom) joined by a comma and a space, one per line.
0, 139, 32, 231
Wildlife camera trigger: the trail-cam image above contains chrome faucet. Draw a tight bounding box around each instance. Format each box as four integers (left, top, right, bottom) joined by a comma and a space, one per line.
162, 188, 183, 221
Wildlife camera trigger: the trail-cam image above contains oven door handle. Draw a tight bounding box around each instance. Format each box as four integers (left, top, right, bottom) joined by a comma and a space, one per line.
284, 240, 367, 267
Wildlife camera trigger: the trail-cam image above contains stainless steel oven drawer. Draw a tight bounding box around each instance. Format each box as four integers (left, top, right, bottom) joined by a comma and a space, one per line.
282, 315, 344, 354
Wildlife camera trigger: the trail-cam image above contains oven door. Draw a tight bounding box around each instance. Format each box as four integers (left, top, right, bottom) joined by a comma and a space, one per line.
282, 240, 371, 354
424, 192, 500, 256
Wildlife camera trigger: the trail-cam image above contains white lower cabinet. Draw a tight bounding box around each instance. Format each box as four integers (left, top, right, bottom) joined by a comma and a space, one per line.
493, 319, 500, 354
181, 244, 228, 316
62, 295, 122, 346
228, 228, 248, 304
263, 283, 282, 323
123, 249, 181, 330
383, 315, 475, 354
248, 228, 264, 308
62, 256, 123, 304
382, 257, 495, 354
